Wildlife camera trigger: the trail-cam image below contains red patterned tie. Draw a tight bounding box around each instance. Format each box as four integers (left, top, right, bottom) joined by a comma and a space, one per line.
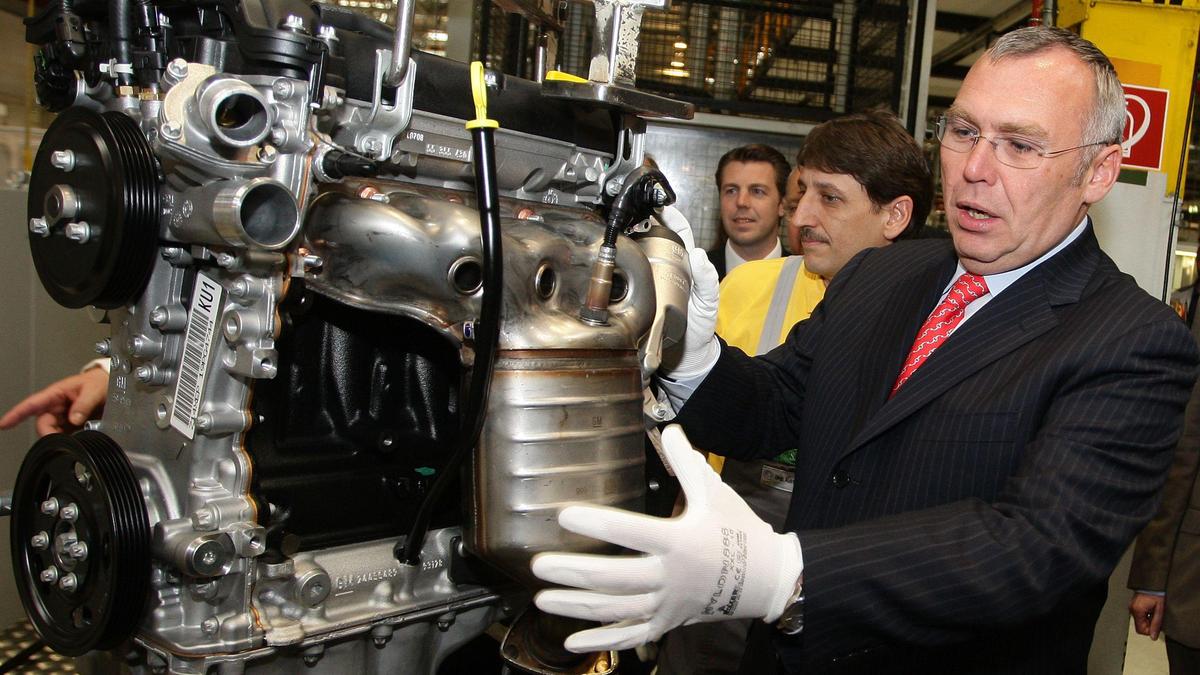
890, 273, 989, 396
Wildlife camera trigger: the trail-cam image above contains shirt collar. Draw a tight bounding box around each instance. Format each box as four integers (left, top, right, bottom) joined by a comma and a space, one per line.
948, 215, 1090, 298
726, 239, 782, 274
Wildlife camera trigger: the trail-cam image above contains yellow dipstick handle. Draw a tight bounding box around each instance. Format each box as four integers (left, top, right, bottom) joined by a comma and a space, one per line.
465, 61, 499, 130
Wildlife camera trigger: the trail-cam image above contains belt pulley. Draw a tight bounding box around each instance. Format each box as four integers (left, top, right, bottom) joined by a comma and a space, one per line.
27, 107, 159, 309
10, 431, 151, 656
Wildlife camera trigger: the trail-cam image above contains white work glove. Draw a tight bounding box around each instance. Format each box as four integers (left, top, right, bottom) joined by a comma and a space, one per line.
531, 425, 804, 653
657, 207, 720, 380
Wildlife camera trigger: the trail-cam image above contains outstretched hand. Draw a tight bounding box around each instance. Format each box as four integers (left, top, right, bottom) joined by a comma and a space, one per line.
0, 368, 109, 436
531, 424, 803, 653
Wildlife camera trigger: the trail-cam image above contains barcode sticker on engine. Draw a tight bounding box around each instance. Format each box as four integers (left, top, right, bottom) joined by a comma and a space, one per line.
170, 272, 223, 439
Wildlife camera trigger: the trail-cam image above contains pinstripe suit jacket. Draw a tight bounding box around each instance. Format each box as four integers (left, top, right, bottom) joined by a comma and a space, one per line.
675, 227, 1199, 674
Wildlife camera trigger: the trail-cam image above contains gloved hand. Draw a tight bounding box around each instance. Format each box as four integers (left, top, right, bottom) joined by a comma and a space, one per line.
531, 424, 804, 653
657, 206, 720, 380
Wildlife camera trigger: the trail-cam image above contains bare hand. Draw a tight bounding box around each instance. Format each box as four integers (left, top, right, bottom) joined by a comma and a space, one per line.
1129, 592, 1166, 640
0, 368, 109, 436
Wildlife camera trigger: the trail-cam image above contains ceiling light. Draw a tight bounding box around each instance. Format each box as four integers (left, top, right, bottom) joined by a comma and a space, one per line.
662, 68, 688, 78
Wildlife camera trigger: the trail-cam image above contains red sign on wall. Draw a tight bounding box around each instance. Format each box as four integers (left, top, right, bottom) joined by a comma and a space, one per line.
1121, 84, 1169, 171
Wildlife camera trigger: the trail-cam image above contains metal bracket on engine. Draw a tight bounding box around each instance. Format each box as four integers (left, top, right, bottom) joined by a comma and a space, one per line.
330, 49, 417, 160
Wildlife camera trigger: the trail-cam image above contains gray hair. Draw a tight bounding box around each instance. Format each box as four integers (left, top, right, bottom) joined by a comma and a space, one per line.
985, 27, 1124, 179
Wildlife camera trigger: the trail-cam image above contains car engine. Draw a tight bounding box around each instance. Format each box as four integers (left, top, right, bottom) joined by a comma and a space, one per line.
8, 0, 695, 672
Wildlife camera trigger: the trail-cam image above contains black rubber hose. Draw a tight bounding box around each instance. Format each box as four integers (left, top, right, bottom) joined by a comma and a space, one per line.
603, 167, 674, 248
108, 0, 133, 85
398, 124, 503, 566
311, 3, 394, 43
132, 0, 163, 85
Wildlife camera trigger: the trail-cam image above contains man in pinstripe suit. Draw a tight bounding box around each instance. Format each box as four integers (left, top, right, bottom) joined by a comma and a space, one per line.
532, 27, 1199, 674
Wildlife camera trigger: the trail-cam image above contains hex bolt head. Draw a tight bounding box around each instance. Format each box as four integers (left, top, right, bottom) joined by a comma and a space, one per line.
605, 179, 623, 196
257, 145, 278, 164
281, 14, 305, 31
39, 567, 59, 583
149, 306, 168, 327
60, 503, 79, 522
58, 573, 78, 592
74, 461, 92, 489
28, 217, 49, 237
135, 365, 153, 383
317, 25, 336, 41
94, 339, 110, 356
216, 253, 236, 268
272, 79, 294, 99
50, 150, 75, 172
64, 222, 91, 244
201, 617, 219, 635
166, 58, 188, 79
40, 498, 59, 516
30, 531, 49, 550
191, 507, 217, 531
67, 542, 88, 561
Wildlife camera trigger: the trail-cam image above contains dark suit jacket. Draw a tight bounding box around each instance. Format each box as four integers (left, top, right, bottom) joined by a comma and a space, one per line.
1128, 312, 1200, 649
707, 247, 727, 281
675, 228, 1198, 674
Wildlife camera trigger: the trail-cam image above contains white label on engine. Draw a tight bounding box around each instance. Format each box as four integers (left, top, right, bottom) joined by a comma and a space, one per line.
170, 272, 223, 439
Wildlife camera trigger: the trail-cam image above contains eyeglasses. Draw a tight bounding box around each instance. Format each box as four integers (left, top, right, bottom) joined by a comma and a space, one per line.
934, 115, 1107, 169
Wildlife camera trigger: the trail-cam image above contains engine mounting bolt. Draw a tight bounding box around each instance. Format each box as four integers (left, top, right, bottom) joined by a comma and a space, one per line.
192, 508, 217, 531
30, 531, 49, 550
201, 617, 219, 635
39, 567, 59, 583
60, 503, 79, 522
28, 217, 49, 237
166, 59, 188, 80
302, 645, 324, 666
67, 542, 88, 560
257, 145, 278, 164
58, 573, 78, 592
161, 121, 182, 140
272, 79, 294, 99
50, 150, 75, 172
149, 306, 168, 327
64, 222, 91, 244
281, 14, 306, 31
40, 498, 59, 516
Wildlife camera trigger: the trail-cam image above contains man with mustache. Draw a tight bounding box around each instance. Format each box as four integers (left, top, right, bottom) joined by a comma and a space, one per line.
533, 26, 1199, 674
657, 110, 933, 674
707, 144, 792, 280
